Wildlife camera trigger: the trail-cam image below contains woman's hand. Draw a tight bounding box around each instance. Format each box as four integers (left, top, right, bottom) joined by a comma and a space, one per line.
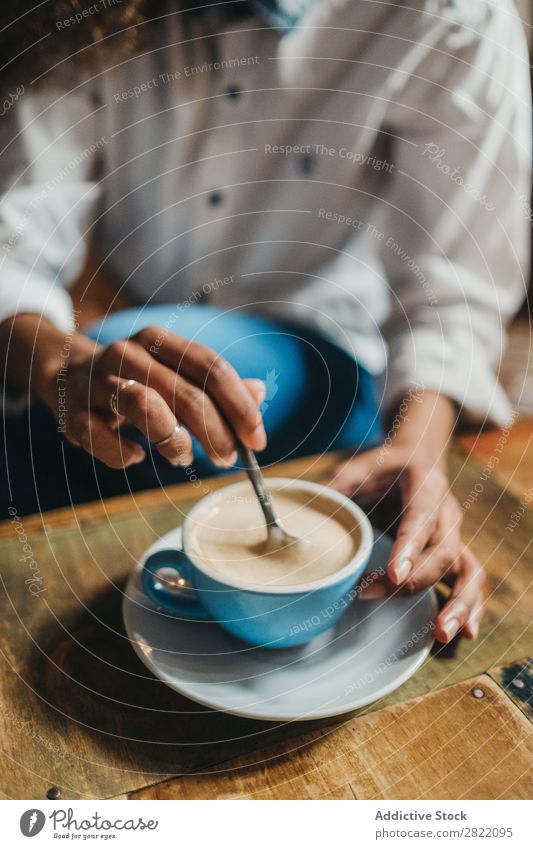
326, 392, 485, 644
25, 319, 266, 469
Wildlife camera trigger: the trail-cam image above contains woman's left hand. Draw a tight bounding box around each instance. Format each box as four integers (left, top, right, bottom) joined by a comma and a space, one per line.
326, 441, 485, 644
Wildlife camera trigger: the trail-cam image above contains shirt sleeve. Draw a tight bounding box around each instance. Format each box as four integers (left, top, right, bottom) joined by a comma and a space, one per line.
0, 89, 103, 333
377, 0, 532, 426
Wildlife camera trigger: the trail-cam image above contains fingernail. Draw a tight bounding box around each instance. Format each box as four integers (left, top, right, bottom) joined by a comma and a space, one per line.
215, 451, 238, 468
163, 444, 193, 468
391, 558, 412, 584
253, 380, 267, 403
131, 448, 146, 464
251, 422, 267, 450
466, 620, 479, 640
442, 617, 460, 641
465, 614, 481, 640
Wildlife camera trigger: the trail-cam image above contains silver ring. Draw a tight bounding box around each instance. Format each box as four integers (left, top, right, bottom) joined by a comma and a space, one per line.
153, 424, 181, 447
109, 379, 137, 416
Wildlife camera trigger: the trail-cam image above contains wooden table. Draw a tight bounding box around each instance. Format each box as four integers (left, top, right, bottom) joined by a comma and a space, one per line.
1, 422, 532, 801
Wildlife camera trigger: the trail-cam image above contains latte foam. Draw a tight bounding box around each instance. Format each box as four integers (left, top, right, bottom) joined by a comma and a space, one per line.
186, 482, 361, 587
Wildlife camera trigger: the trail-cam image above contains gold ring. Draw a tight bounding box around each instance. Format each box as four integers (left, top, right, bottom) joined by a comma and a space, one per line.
109, 379, 137, 416
153, 424, 181, 447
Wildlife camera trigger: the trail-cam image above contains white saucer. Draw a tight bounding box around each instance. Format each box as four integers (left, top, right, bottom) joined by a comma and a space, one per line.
123, 529, 438, 722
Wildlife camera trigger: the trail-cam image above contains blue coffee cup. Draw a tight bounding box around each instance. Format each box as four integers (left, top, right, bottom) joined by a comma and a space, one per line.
141, 478, 373, 648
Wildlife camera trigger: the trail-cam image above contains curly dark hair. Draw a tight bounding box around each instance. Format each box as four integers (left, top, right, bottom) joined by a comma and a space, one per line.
0, 1, 247, 91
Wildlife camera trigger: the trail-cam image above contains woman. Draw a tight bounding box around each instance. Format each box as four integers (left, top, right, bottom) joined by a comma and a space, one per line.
0, 0, 530, 642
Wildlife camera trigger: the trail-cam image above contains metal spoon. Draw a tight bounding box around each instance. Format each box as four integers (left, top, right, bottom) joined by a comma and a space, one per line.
236, 442, 301, 549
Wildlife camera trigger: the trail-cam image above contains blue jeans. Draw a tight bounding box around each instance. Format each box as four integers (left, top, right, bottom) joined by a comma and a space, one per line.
1, 306, 382, 516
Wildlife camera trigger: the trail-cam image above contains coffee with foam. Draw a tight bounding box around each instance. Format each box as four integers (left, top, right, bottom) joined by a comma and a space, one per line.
187, 482, 361, 587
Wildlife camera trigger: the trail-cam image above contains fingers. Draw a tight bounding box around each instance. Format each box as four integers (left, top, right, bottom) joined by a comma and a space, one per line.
391, 494, 463, 593
111, 380, 193, 467
435, 547, 485, 642
387, 466, 448, 585
359, 545, 486, 644
67, 375, 195, 469
398, 543, 460, 594
132, 327, 267, 451
243, 378, 267, 408
359, 543, 459, 599
151, 426, 193, 468
325, 448, 384, 497
65, 410, 146, 469
335, 450, 485, 644
93, 339, 235, 466
95, 335, 264, 465
433, 492, 463, 546
358, 547, 454, 599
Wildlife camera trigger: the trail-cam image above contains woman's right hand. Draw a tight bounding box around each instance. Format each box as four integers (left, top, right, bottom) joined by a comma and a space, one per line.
35, 323, 267, 469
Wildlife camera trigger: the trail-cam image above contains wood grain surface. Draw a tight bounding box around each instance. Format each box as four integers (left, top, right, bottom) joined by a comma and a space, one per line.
1, 431, 532, 800
456, 418, 533, 505
130, 671, 533, 800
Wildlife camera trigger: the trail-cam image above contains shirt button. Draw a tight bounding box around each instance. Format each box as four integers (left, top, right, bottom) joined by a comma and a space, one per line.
225, 85, 241, 100
300, 154, 314, 174
208, 191, 224, 206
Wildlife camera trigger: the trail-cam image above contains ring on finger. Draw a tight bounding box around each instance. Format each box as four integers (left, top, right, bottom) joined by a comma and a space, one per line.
153, 423, 182, 448
109, 379, 137, 416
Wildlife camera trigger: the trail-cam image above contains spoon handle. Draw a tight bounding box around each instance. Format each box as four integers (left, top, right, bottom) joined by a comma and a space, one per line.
236, 442, 278, 529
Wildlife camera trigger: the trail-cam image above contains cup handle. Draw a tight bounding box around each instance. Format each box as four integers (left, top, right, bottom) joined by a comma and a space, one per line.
141, 529, 211, 620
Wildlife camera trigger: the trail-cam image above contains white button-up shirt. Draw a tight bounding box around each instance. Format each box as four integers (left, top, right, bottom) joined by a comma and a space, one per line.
1, 0, 531, 423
